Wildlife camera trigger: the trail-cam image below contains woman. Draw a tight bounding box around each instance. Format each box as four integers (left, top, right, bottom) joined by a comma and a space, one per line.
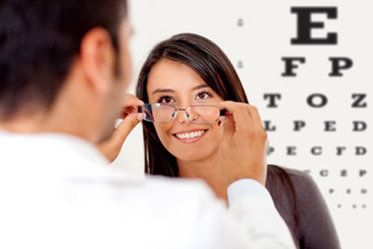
136, 33, 340, 249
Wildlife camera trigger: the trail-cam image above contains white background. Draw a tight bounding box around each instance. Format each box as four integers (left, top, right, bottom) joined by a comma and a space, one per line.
113, 1, 373, 248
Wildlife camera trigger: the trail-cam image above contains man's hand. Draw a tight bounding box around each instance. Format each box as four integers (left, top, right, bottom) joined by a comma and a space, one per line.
219, 101, 268, 186
98, 94, 144, 162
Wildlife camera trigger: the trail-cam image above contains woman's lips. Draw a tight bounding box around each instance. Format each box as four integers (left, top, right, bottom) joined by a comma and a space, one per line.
172, 129, 207, 144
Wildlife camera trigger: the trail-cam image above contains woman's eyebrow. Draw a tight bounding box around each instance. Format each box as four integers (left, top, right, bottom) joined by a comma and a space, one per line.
151, 88, 175, 95
151, 83, 209, 95
192, 83, 209, 91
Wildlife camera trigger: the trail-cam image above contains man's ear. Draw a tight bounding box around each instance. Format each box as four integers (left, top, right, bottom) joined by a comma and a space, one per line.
79, 27, 116, 95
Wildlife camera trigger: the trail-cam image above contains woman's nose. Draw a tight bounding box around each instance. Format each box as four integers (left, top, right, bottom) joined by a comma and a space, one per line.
176, 108, 190, 124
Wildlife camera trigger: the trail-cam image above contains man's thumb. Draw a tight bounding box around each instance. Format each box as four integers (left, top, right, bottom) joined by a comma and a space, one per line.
113, 113, 143, 143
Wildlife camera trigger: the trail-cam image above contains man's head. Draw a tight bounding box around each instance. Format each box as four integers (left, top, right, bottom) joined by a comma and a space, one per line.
0, 0, 132, 142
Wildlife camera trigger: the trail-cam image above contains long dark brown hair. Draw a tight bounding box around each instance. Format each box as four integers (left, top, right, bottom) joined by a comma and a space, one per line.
136, 33, 299, 238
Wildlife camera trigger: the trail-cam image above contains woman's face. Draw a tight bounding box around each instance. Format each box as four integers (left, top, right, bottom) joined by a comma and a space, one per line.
147, 59, 224, 163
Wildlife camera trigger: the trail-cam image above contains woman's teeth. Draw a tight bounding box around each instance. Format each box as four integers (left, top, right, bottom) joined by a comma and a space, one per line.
175, 130, 205, 139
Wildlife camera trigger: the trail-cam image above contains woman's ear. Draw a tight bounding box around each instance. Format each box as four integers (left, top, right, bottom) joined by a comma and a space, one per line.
79, 27, 116, 95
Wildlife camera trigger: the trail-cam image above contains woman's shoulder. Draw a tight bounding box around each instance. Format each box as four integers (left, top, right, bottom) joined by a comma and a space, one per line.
267, 165, 341, 249
267, 164, 329, 212
267, 164, 316, 188
266, 164, 325, 209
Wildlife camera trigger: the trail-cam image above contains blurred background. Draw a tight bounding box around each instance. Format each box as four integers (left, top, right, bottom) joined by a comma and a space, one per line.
113, 1, 372, 248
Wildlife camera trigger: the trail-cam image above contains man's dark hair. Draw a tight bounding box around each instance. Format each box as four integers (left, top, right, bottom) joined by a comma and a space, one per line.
0, 0, 127, 119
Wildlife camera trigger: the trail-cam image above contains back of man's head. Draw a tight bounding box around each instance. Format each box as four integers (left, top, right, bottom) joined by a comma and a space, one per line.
0, 0, 127, 120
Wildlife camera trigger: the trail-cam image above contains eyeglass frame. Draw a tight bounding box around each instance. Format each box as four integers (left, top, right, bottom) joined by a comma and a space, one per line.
138, 103, 228, 124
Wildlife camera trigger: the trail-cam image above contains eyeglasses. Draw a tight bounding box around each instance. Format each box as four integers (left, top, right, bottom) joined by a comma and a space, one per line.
138, 103, 227, 124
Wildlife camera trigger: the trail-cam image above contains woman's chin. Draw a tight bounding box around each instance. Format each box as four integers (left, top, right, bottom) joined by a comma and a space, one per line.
162, 131, 222, 163
172, 148, 217, 163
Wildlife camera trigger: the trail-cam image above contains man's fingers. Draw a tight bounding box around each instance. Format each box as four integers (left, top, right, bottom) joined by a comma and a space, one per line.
120, 93, 144, 118
98, 93, 144, 162
113, 93, 144, 148
121, 106, 137, 118
219, 101, 252, 133
221, 115, 235, 143
220, 102, 268, 148
246, 105, 266, 134
98, 107, 143, 162
113, 113, 142, 144
123, 93, 144, 107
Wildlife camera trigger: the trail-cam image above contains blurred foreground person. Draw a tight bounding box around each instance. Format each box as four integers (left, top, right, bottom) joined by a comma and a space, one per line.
0, 1, 294, 248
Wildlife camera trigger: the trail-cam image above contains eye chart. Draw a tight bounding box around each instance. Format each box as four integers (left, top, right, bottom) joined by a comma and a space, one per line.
114, 1, 373, 248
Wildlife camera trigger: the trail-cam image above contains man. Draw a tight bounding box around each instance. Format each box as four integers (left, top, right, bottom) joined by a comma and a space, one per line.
0, 0, 295, 248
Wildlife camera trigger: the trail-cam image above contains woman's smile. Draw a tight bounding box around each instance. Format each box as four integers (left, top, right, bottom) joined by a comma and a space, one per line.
172, 129, 208, 144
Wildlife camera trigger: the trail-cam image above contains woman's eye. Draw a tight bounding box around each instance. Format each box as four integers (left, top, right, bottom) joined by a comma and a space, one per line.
196, 91, 212, 100
158, 96, 174, 104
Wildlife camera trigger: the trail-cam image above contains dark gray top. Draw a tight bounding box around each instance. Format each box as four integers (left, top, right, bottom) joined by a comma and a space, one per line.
265, 165, 341, 249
